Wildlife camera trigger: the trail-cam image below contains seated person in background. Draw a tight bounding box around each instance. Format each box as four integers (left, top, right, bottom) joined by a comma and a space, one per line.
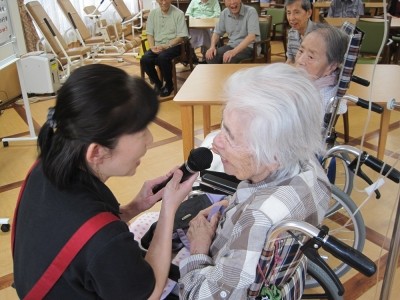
178, 63, 331, 299
295, 23, 349, 115
12, 64, 197, 299
205, 0, 260, 64
185, 0, 221, 63
140, 0, 188, 97
388, 0, 400, 17
327, 0, 364, 18
285, 0, 315, 64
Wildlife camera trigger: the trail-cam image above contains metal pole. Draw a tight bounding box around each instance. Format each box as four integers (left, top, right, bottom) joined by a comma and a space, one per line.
380, 192, 400, 300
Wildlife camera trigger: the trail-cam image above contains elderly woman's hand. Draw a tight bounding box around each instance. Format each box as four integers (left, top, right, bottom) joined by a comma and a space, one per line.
186, 207, 221, 255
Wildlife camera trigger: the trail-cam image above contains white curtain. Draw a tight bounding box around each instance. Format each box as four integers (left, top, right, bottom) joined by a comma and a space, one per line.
24, 0, 141, 43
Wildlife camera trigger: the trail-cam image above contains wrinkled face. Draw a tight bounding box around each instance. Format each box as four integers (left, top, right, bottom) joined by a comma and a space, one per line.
225, 0, 242, 16
286, 0, 312, 35
211, 109, 272, 183
157, 0, 172, 13
295, 31, 337, 79
102, 128, 153, 178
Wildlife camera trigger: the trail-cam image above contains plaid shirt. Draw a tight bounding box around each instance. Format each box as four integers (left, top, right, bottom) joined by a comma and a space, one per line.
327, 0, 364, 18
178, 158, 331, 299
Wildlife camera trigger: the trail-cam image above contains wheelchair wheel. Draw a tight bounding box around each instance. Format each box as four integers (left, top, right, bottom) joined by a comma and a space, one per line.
303, 260, 344, 300
305, 185, 366, 288
322, 151, 354, 198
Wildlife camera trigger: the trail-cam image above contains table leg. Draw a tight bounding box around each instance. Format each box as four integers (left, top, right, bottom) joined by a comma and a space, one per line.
313, 8, 321, 22
377, 107, 391, 160
180, 105, 194, 159
203, 105, 211, 138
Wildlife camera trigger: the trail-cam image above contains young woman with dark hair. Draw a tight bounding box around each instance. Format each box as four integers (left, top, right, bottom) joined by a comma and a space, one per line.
12, 64, 196, 300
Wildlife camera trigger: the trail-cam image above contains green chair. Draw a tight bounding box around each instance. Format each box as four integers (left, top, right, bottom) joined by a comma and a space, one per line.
263, 7, 287, 52
356, 16, 392, 64
240, 15, 272, 63
242, 0, 262, 16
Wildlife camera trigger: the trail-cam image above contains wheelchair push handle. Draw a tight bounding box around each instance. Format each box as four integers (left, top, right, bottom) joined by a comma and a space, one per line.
324, 145, 400, 184
351, 75, 370, 87
363, 153, 400, 184
343, 95, 383, 114
322, 234, 376, 277
355, 98, 384, 113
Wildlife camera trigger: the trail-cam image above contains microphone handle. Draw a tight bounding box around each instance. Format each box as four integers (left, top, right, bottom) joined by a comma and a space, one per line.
152, 163, 195, 194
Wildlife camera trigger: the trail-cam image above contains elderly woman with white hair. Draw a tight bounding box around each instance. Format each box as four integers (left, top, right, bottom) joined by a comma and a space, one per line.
178, 63, 331, 299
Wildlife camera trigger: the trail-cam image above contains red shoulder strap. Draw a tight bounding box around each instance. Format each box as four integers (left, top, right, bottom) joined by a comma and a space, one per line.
24, 212, 119, 300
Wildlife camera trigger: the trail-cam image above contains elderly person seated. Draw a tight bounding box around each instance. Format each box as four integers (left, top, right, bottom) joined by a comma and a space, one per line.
140, 0, 188, 97
202, 24, 350, 173
295, 23, 349, 115
327, 0, 364, 18
285, 0, 315, 64
178, 63, 331, 299
185, 0, 221, 63
205, 0, 260, 64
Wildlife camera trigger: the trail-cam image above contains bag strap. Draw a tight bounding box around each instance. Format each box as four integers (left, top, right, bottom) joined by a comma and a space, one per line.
24, 212, 118, 300
11, 161, 119, 299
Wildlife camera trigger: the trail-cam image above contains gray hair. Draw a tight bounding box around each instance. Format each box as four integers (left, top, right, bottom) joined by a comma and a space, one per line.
223, 63, 324, 177
309, 23, 350, 65
284, 0, 312, 11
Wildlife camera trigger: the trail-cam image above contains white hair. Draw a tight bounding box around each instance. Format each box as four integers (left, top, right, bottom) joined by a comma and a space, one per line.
223, 63, 325, 178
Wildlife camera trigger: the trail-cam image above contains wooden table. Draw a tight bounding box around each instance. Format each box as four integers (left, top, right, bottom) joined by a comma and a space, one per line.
348, 64, 400, 159
189, 17, 219, 29
323, 17, 357, 27
324, 16, 400, 29
312, 1, 386, 22
312, 1, 331, 22
391, 17, 400, 29
174, 63, 398, 159
173, 64, 262, 158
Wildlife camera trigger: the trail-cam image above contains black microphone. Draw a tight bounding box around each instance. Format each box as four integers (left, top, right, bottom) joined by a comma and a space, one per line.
152, 147, 213, 194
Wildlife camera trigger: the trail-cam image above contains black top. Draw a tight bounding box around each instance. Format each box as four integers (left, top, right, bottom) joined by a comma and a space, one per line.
13, 162, 155, 299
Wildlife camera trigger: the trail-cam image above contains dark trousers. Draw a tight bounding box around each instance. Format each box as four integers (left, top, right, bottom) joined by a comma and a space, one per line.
207, 45, 253, 64
140, 45, 181, 89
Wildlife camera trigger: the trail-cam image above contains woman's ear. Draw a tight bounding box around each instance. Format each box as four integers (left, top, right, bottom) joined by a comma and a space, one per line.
324, 63, 339, 77
86, 143, 108, 165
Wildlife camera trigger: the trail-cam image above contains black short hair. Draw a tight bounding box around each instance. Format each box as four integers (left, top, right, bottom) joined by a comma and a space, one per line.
38, 64, 159, 189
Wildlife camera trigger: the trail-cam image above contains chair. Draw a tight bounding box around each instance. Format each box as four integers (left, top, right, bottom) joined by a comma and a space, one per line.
240, 15, 272, 64
140, 17, 194, 98
110, 0, 146, 36
356, 16, 392, 64
83, 5, 117, 43
56, 0, 124, 60
262, 7, 287, 52
243, 0, 262, 16
389, 34, 400, 64
25, 1, 91, 77
57, 0, 105, 46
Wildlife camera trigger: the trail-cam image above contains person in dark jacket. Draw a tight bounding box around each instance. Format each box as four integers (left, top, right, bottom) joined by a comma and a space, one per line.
12, 64, 197, 300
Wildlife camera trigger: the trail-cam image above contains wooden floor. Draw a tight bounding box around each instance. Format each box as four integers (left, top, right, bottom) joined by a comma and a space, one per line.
1, 42, 400, 299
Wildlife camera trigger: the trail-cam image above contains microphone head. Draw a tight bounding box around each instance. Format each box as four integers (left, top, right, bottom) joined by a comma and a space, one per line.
186, 147, 213, 172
